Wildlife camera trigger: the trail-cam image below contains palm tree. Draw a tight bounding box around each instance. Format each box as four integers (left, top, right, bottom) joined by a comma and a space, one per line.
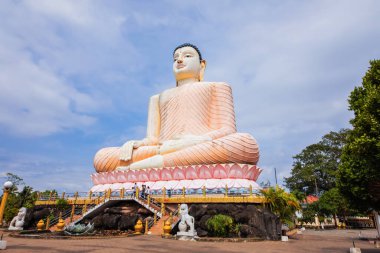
261, 186, 301, 227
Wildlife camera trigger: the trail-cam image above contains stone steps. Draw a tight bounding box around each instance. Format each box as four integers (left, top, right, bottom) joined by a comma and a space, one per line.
50, 214, 82, 231
148, 215, 179, 235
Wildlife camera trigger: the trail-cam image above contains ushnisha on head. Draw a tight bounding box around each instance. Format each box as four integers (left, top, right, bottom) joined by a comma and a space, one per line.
173, 43, 206, 86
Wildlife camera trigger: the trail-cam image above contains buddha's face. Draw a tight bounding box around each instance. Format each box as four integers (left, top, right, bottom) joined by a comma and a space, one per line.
180, 204, 188, 215
18, 207, 26, 218
173, 46, 204, 82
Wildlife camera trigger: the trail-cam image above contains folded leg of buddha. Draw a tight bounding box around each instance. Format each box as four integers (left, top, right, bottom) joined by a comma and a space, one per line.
93, 132, 259, 173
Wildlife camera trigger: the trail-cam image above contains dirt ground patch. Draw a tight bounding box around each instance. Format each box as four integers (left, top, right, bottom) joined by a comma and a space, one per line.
1, 229, 379, 253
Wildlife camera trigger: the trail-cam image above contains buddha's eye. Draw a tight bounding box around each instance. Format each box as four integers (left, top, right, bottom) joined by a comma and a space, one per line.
185, 54, 192, 58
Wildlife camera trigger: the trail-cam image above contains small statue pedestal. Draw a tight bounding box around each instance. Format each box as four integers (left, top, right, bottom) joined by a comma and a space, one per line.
176, 231, 198, 241
176, 204, 199, 241
0, 240, 7, 250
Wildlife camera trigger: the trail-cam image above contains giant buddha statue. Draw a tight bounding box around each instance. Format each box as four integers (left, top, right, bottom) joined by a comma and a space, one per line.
91, 44, 261, 192
94, 43, 259, 173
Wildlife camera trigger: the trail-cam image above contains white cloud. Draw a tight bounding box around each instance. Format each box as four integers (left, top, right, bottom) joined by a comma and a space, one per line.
0, 0, 135, 136
0, 149, 93, 192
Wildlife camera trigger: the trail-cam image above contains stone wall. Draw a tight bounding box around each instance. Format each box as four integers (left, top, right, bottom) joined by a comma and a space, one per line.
183, 204, 281, 240
84, 202, 153, 231
23, 207, 50, 229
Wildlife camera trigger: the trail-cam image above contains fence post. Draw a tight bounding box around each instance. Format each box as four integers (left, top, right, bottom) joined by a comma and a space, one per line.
83, 203, 87, 215
61, 192, 66, 199
202, 186, 206, 197
147, 195, 150, 206
88, 191, 92, 201
161, 203, 166, 216
154, 211, 157, 224
225, 184, 228, 197
103, 190, 107, 203
45, 216, 50, 230
135, 187, 139, 199
120, 188, 125, 199
162, 187, 166, 199
182, 187, 185, 198
74, 191, 78, 205
70, 205, 75, 222
249, 185, 253, 196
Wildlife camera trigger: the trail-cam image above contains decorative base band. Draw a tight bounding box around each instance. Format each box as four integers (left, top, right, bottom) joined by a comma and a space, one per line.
90, 178, 261, 192
91, 163, 261, 185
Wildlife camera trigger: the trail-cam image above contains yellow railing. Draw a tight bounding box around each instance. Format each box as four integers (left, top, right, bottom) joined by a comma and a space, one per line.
154, 195, 265, 204
35, 186, 265, 206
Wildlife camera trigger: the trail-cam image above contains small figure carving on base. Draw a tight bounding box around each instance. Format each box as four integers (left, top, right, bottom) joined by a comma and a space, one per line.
177, 204, 198, 241
8, 207, 27, 231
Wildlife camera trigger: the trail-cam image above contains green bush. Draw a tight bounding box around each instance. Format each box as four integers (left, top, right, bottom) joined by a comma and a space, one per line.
233, 223, 242, 237
206, 214, 234, 237
55, 198, 69, 211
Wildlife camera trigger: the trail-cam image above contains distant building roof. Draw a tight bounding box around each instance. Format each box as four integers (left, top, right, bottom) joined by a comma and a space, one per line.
305, 195, 319, 204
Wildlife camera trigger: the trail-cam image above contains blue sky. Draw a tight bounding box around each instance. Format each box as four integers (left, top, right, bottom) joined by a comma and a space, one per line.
0, 0, 379, 192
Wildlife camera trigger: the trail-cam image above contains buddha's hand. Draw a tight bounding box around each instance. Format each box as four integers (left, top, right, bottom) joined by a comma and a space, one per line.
133, 137, 159, 148
159, 135, 211, 155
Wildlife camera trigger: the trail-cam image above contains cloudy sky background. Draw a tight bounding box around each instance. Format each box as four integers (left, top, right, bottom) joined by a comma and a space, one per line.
0, 0, 379, 192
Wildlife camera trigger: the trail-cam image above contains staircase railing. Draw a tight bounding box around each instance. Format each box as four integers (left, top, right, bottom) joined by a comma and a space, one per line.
49, 205, 84, 228
49, 208, 72, 227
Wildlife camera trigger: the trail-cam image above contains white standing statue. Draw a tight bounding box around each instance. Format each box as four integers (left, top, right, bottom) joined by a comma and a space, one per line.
177, 204, 197, 239
8, 207, 27, 231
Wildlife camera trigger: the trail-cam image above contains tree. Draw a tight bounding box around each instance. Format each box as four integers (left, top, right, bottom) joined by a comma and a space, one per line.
337, 60, 380, 212
1, 174, 37, 222
318, 188, 349, 217
300, 202, 320, 223
261, 186, 301, 227
5, 173, 25, 192
285, 129, 349, 195
317, 187, 352, 227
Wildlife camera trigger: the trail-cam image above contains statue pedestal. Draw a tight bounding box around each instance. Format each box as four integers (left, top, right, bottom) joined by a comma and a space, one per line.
90, 163, 262, 192
177, 235, 199, 241
8, 227, 23, 231
177, 231, 197, 237
177, 230, 198, 241
0, 240, 7, 250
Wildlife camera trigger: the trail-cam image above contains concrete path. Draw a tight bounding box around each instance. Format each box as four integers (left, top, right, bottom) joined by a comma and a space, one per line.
1, 229, 379, 253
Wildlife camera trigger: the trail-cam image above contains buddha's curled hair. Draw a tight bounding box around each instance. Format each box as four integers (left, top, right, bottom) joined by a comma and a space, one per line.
173, 43, 202, 61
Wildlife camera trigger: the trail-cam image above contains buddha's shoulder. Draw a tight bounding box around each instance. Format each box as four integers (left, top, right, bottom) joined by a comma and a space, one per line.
199, 81, 232, 91
157, 82, 231, 97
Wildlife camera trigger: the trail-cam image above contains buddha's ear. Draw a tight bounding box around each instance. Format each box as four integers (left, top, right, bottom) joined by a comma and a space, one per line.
199, 60, 207, 81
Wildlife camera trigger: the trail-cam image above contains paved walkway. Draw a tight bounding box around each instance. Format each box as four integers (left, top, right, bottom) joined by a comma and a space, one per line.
1, 229, 379, 253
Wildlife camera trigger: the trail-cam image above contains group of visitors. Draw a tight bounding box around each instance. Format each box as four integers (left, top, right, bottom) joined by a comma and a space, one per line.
132, 183, 150, 199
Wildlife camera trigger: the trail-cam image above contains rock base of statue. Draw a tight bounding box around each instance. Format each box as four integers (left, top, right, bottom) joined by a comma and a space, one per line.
90, 163, 261, 192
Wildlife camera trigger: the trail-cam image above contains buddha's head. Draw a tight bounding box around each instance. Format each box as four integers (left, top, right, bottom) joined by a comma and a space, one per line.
18, 207, 27, 219
173, 43, 206, 85
180, 203, 189, 215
